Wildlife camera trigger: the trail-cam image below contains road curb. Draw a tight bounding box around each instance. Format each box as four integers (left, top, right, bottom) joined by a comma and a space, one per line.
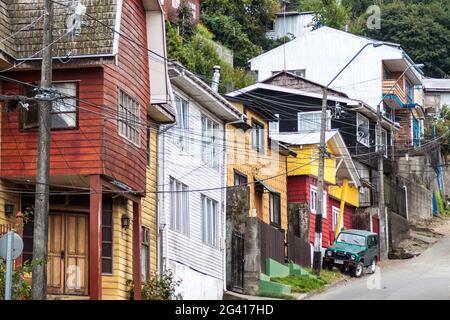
297, 276, 353, 300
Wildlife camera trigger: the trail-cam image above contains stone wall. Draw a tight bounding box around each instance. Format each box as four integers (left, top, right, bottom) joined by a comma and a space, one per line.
388, 211, 411, 248
287, 202, 309, 243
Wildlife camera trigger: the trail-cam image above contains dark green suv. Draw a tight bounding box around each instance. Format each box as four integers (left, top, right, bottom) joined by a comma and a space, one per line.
323, 229, 378, 278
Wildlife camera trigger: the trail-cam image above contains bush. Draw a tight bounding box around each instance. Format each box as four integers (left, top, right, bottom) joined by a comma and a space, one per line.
128, 270, 183, 300
0, 260, 34, 300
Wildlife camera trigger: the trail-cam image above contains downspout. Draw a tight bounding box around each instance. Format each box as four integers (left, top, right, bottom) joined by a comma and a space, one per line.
221, 121, 227, 294
403, 184, 409, 221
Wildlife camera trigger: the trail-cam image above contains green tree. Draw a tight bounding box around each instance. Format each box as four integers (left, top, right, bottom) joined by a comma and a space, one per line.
175, 0, 196, 39
358, 1, 450, 78
298, 0, 350, 30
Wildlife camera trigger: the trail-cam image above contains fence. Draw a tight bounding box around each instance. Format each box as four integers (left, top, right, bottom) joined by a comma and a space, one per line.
260, 221, 285, 274
286, 230, 311, 267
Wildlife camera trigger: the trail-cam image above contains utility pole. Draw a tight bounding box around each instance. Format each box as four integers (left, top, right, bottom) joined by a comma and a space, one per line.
312, 87, 327, 275
312, 41, 384, 276
31, 0, 54, 300
376, 103, 387, 260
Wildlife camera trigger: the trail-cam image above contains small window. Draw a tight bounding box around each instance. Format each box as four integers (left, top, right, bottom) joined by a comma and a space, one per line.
269, 192, 281, 228
309, 185, 326, 218
174, 95, 189, 150
102, 196, 113, 274
298, 111, 330, 133
21, 82, 78, 130
332, 206, 340, 231
266, 21, 275, 31
141, 227, 150, 281
201, 195, 218, 247
170, 177, 189, 235
234, 171, 248, 186
118, 90, 140, 146
383, 67, 392, 80
201, 115, 220, 169
269, 114, 280, 136
356, 113, 370, 147
251, 121, 264, 153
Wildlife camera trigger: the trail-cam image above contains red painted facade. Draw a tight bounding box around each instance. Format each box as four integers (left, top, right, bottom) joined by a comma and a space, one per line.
288, 175, 354, 248
1, 0, 150, 192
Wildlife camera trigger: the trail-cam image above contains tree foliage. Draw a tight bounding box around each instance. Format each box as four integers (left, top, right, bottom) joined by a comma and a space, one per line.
297, 0, 350, 30
175, 0, 196, 39
166, 22, 255, 93
347, 0, 450, 78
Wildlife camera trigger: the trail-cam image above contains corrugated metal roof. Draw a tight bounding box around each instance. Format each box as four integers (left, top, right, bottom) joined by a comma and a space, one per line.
0, 0, 117, 59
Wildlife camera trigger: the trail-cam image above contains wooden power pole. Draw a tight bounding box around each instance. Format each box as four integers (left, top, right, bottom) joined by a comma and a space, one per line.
376, 103, 387, 260
31, 0, 54, 300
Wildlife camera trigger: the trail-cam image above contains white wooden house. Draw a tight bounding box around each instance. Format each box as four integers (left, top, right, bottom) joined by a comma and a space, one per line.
158, 62, 243, 299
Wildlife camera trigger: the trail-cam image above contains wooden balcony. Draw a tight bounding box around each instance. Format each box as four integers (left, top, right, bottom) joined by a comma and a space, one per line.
382, 79, 406, 105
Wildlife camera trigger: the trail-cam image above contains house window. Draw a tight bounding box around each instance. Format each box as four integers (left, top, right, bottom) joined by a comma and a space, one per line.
383, 67, 392, 80
298, 111, 330, 133
269, 114, 280, 136
174, 95, 189, 150
252, 120, 264, 153
332, 206, 340, 231
376, 128, 388, 157
22, 82, 78, 130
118, 90, 140, 146
170, 177, 189, 235
356, 113, 370, 147
406, 79, 414, 104
269, 192, 281, 228
234, 171, 248, 186
309, 185, 327, 218
141, 226, 150, 281
201, 115, 220, 169
201, 195, 218, 247
102, 196, 113, 274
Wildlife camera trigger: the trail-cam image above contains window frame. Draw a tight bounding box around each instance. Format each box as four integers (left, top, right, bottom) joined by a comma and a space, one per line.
101, 196, 114, 275
174, 95, 189, 150
201, 114, 220, 170
269, 192, 281, 228
141, 226, 150, 281
201, 195, 218, 247
356, 112, 370, 147
251, 120, 265, 153
20, 81, 79, 131
375, 127, 388, 158
309, 185, 327, 218
332, 206, 340, 231
170, 177, 190, 236
298, 110, 331, 133
118, 89, 141, 147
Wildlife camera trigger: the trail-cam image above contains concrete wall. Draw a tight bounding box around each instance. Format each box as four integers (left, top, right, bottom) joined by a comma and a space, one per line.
404, 179, 433, 222
288, 202, 309, 243
388, 211, 410, 248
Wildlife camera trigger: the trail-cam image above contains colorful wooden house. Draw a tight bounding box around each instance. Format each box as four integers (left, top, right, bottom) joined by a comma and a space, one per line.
272, 131, 360, 254
0, 0, 174, 299
224, 96, 296, 295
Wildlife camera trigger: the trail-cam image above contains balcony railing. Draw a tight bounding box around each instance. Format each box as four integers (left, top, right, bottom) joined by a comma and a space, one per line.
382, 79, 406, 104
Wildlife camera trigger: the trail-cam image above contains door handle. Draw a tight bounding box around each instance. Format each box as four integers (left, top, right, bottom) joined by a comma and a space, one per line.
60, 250, 65, 259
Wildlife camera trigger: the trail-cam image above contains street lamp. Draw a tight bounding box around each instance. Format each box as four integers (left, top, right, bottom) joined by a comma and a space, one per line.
375, 62, 423, 261
313, 41, 384, 276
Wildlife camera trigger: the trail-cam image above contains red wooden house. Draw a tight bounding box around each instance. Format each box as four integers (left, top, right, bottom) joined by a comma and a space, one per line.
272, 131, 361, 260
0, 0, 174, 299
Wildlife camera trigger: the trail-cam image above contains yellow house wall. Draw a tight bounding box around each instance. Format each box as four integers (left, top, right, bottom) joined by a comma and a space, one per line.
226, 102, 288, 231
328, 184, 359, 207
287, 144, 336, 185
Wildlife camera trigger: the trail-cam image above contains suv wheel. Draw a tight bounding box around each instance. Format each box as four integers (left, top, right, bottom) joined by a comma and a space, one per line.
352, 262, 364, 278
368, 258, 377, 274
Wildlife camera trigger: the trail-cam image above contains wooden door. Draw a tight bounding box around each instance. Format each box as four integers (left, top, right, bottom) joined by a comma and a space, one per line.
47, 215, 65, 295
64, 214, 89, 295
47, 214, 89, 296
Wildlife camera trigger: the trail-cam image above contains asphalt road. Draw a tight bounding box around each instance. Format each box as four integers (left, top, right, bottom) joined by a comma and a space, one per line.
310, 236, 450, 300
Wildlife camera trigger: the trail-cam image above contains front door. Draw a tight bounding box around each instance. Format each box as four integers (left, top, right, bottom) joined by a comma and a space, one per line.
47, 213, 89, 296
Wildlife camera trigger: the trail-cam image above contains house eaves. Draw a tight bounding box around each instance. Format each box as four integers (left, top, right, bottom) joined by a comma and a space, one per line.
169, 62, 244, 122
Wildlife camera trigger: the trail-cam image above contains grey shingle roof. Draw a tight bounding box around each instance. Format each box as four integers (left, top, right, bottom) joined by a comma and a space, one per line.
1, 0, 118, 60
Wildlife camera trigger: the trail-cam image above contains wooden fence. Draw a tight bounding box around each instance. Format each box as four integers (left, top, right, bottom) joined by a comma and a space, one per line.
260, 221, 285, 274
287, 230, 311, 267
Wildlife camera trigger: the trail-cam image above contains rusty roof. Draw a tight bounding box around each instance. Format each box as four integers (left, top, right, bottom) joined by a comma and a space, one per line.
0, 0, 118, 60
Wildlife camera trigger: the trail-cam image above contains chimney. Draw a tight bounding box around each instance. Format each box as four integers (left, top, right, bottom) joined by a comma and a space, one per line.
211, 65, 221, 93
